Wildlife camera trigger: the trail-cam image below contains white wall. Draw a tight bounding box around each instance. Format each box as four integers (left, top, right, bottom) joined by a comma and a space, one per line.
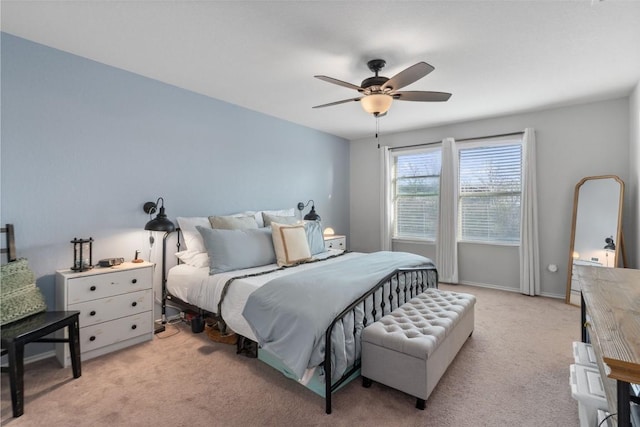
350, 98, 631, 298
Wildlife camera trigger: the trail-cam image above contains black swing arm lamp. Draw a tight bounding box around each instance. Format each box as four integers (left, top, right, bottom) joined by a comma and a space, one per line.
297, 199, 321, 221
144, 197, 176, 232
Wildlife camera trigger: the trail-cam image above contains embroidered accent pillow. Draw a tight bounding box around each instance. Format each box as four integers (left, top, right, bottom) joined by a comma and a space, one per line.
0, 258, 47, 326
271, 222, 312, 267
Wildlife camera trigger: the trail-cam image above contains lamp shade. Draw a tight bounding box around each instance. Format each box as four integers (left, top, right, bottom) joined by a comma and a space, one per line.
361, 94, 393, 116
303, 206, 321, 221
604, 237, 615, 250
143, 198, 175, 232
144, 213, 175, 232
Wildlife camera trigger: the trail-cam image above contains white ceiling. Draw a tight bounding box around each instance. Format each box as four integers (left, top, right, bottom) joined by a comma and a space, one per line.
2, 1, 640, 141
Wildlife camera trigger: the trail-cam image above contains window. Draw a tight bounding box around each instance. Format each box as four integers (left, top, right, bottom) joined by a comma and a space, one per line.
458, 142, 522, 244
392, 148, 441, 240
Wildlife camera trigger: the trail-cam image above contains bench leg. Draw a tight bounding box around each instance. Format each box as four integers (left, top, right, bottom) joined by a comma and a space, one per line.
416, 398, 426, 410
7, 342, 25, 417
362, 376, 372, 388
68, 317, 82, 378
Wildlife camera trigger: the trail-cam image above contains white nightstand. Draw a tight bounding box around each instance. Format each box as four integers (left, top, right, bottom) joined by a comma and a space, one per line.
55, 261, 154, 367
324, 235, 346, 251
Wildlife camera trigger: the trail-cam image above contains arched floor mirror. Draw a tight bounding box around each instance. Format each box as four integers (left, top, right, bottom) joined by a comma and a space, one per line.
566, 175, 625, 305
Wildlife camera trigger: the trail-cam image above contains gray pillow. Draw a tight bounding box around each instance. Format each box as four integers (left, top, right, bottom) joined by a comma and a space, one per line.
262, 212, 298, 227
208, 215, 258, 230
196, 226, 276, 274
304, 221, 326, 255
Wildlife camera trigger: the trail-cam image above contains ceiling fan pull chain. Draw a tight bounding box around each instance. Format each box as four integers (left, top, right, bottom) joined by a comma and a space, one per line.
376, 116, 380, 149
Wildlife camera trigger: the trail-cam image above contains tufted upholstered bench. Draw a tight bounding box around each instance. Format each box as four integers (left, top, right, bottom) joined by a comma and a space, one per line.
361, 288, 476, 409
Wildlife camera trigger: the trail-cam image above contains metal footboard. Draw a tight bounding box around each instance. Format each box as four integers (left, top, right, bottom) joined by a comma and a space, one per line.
323, 265, 438, 414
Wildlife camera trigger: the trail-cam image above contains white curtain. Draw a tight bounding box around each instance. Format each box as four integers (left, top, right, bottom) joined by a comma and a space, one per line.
436, 138, 459, 283
520, 128, 540, 295
380, 145, 393, 251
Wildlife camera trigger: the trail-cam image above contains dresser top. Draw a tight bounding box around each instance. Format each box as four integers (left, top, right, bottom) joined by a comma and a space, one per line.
577, 266, 640, 385
57, 261, 153, 277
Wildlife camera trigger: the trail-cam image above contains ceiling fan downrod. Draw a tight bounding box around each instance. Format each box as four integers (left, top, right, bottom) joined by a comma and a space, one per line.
362, 59, 389, 89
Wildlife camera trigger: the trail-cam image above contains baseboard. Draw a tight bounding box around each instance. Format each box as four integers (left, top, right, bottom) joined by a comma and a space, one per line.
1, 349, 57, 367
457, 280, 521, 293
456, 281, 565, 300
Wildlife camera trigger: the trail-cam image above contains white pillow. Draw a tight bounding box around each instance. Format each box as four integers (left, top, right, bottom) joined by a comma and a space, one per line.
176, 217, 211, 253
271, 222, 312, 267
175, 250, 209, 268
255, 208, 295, 227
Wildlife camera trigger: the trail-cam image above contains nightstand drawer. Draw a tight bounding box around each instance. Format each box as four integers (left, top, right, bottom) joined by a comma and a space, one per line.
67, 268, 151, 304
71, 289, 152, 327
324, 235, 346, 250
79, 311, 153, 353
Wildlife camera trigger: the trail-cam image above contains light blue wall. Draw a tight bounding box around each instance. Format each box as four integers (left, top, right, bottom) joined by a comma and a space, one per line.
1, 33, 349, 355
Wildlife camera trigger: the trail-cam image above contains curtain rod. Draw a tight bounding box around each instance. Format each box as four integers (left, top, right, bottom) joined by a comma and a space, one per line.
389, 130, 525, 151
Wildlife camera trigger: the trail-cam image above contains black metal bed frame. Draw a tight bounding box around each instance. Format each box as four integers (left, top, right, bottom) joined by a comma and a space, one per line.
159, 229, 438, 414
323, 266, 438, 414
160, 229, 214, 325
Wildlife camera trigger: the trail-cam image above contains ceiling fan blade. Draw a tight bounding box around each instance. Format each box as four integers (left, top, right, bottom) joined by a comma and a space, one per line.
312, 97, 363, 109
314, 75, 363, 91
381, 62, 435, 91
393, 91, 452, 102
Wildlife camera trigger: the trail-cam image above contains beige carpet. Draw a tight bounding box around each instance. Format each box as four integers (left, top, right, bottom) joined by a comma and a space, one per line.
1, 284, 580, 426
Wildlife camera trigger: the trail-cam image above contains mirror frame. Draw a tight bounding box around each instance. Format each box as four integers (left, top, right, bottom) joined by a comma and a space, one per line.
565, 175, 624, 305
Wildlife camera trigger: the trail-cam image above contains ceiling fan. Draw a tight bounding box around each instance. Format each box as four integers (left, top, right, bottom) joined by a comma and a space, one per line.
313, 59, 451, 116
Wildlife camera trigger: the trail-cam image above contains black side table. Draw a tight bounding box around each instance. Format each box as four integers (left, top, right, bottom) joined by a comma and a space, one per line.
1, 311, 81, 417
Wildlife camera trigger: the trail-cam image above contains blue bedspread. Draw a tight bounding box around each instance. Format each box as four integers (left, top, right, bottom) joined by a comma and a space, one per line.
242, 251, 434, 381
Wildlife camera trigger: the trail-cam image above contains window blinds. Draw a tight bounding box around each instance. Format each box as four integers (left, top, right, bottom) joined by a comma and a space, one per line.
392, 149, 441, 240
458, 144, 522, 243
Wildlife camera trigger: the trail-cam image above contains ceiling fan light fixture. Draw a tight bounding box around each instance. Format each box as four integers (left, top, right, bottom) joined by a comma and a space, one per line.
361, 94, 393, 116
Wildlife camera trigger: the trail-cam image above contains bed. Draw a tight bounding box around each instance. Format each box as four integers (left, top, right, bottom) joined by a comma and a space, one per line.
163, 211, 439, 413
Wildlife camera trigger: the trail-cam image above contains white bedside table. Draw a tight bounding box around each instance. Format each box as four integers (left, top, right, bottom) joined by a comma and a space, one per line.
324, 235, 346, 251
55, 261, 154, 367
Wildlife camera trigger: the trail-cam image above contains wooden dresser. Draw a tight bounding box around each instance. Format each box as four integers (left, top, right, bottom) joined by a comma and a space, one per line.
577, 266, 640, 427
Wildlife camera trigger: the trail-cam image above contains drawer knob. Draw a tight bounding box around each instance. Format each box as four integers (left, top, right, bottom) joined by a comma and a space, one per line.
131, 279, 137, 284
90, 311, 96, 316
131, 301, 137, 307
89, 336, 96, 342
131, 324, 137, 330
90, 285, 96, 291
